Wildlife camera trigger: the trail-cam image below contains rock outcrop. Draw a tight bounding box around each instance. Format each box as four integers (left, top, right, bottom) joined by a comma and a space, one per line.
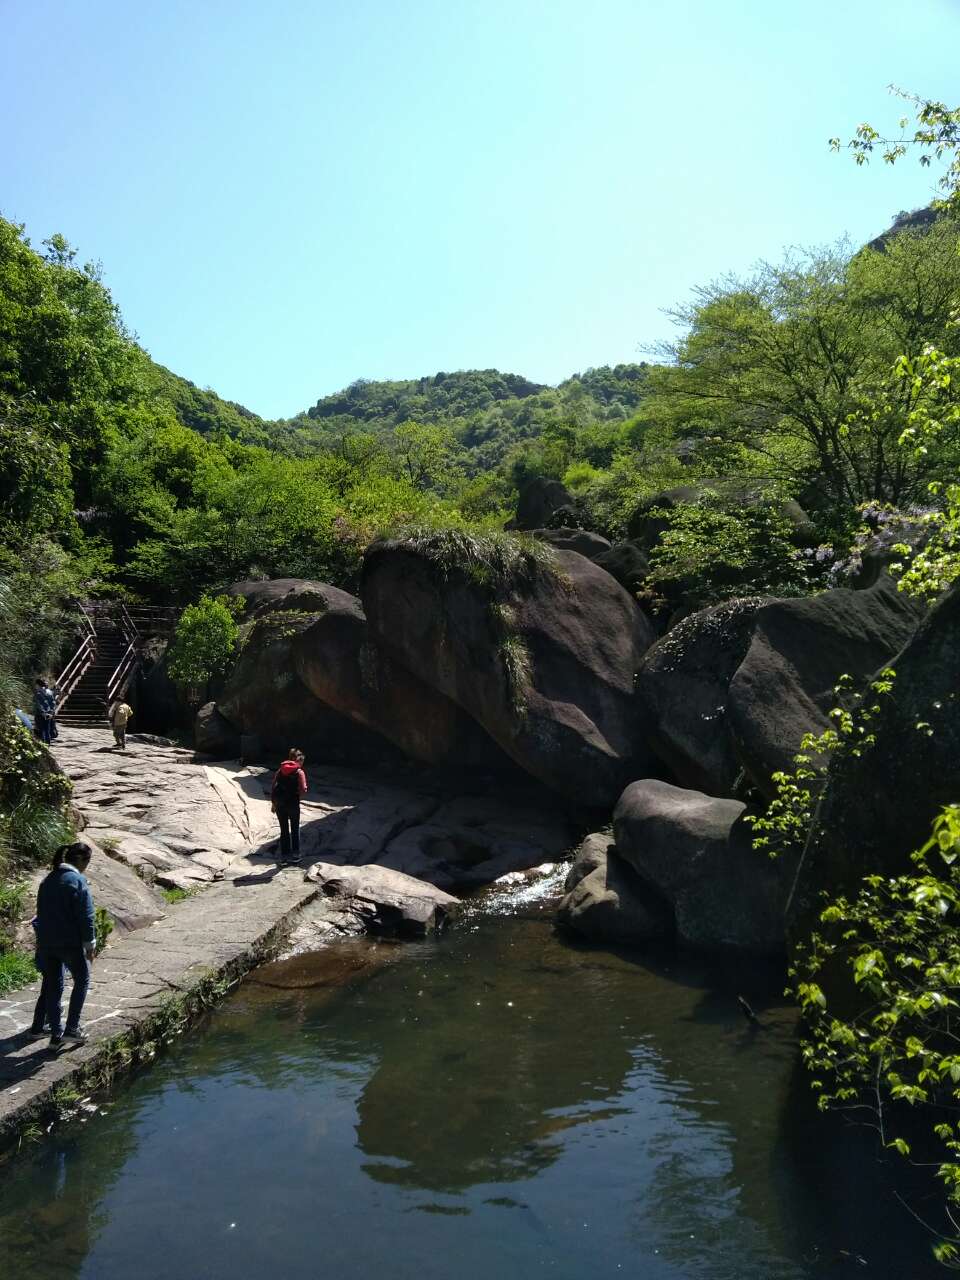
361, 540, 657, 807
635, 579, 922, 799
592, 540, 650, 594
613, 779, 796, 954
635, 598, 765, 795
727, 576, 923, 794
788, 579, 960, 937
290, 587, 514, 772
216, 609, 396, 765
530, 528, 612, 560
507, 476, 577, 531
556, 832, 672, 944
305, 862, 459, 938
194, 701, 240, 759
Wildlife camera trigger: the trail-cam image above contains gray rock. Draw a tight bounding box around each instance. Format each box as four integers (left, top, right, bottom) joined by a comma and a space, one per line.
613, 779, 796, 954
592, 540, 650, 594
306, 861, 459, 937
362, 542, 657, 807
377, 796, 575, 891
507, 476, 576, 531
788, 579, 960, 940
194, 701, 240, 758
727, 576, 923, 795
291, 585, 517, 772
557, 833, 671, 944
530, 528, 612, 560
635, 598, 766, 795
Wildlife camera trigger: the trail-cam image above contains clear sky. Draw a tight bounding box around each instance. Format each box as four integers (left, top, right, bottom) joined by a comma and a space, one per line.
2, 0, 958, 418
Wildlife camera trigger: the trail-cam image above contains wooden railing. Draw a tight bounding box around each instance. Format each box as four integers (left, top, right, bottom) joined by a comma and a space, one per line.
54, 604, 97, 712
105, 604, 141, 706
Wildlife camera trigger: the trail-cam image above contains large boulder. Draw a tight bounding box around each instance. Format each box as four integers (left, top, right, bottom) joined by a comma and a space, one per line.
592, 540, 650, 594
530, 528, 612, 560
556, 832, 672, 944
727, 576, 923, 795
635, 579, 923, 800
507, 477, 576, 531
194, 701, 240, 758
217, 611, 397, 766
361, 538, 657, 807
788, 580, 960, 938
613, 779, 796, 954
305, 862, 459, 938
290, 586, 515, 773
226, 578, 343, 618
635, 597, 766, 795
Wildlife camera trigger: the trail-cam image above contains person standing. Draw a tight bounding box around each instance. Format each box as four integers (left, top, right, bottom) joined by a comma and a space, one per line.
271, 748, 307, 866
32, 678, 56, 745
33, 841, 97, 1050
110, 699, 133, 750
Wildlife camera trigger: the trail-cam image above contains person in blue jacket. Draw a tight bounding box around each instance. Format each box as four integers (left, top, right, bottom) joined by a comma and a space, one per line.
31, 841, 97, 1050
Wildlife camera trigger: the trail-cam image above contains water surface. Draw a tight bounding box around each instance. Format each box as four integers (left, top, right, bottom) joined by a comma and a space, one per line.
0, 899, 941, 1278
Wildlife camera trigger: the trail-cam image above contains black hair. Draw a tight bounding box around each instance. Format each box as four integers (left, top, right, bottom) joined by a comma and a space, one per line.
52, 840, 93, 870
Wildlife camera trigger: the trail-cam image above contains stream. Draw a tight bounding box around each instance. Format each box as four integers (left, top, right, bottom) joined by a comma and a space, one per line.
0, 877, 942, 1278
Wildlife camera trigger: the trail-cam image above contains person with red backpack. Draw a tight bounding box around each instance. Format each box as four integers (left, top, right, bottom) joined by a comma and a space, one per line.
271, 748, 307, 865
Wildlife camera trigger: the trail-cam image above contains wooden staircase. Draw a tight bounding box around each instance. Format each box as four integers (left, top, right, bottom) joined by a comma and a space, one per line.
55, 604, 176, 729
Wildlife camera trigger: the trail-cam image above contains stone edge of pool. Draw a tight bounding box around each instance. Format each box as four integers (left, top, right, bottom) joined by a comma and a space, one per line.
0, 873, 321, 1161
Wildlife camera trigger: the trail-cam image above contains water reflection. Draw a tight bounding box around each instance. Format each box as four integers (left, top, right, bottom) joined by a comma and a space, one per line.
0, 914, 944, 1280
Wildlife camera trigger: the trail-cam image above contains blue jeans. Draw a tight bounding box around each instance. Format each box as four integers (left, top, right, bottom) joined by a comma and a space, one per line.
36, 715, 54, 745
38, 948, 90, 1036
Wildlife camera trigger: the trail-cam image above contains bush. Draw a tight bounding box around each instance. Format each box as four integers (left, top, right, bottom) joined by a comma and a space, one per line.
645, 497, 811, 610
792, 805, 960, 1267
167, 594, 243, 695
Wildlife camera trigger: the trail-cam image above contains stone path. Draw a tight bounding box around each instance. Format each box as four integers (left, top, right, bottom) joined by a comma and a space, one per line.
0, 727, 574, 1147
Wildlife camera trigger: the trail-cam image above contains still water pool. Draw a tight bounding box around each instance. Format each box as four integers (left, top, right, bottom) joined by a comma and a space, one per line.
0, 898, 941, 1279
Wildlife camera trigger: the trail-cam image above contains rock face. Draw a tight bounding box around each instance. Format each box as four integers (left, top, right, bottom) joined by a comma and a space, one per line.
226, 578, 344, 618
592, 541, 650, 594
635, 598, 766, 795
290, 587, 514, 772
508, 477, 576, 531
194, 701, 240, 759
613, 780, 796, 954
635, 580, 922, 799
727, 577, 923, 794
530, 528, 612, 560
362, 541, 657, 807
788, 580, 960, 938
217, 611, 396, 766
556, 832, 672, 944
305, 862, 458, 938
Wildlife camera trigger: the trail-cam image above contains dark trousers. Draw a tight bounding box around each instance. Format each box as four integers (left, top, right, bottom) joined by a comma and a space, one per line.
36, 715, 54, 745
276, 802, 301, 861
30, 964, 48, 1032
38, 948, 90, 1035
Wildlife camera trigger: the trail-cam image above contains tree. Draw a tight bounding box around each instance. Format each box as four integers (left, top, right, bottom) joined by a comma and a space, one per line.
645, 226, 960, 513
167, 595, 242, 697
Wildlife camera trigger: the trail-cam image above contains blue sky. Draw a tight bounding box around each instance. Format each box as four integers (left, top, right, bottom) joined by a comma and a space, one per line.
3, 0, 959, 418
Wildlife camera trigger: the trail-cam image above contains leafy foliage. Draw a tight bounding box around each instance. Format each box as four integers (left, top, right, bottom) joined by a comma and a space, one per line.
745, 670, 896, 858
792, 806, 960, 1267
645, 496, 812, 611
167, 595, 243, 693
